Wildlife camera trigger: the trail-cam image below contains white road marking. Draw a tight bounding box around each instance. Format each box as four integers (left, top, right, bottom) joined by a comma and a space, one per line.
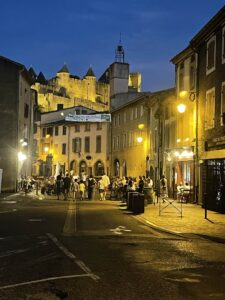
0, 249, 29, 258
46, 233, 99, 281
110, 225, 132, 235
28, 219, 44, 222
0, 274, 92, 290
0, 209, 17, 214
1, 201, 17, 204
62, 200, 77, 236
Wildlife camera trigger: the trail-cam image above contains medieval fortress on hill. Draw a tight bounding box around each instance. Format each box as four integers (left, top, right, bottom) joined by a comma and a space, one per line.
30, 56, 141, 113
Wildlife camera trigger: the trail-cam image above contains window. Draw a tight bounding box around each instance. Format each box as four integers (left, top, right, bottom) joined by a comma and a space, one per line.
72, 138, 81, 153
130, 108, 133, 120
85, 137, 90, 153
97, 123, 102, 130
55, 126, 59, 136
113, 137, 116, 150
57, 104, 64, 110
179, 62, 184, 91
117, 114, 120, 125
123, 133, 127, 148
62, 126, 67, 135
205, 88, 215, 130
134, 107, 138, 119
116, 136, 120, 149
33, 123, 37, 134
24, 104, 29, 118
221, 82, 225, 126
206, 36, 216, 75
85, 123, 90, 131
75, 124, 80, 132
140, 105, 144, 117
96, 135, 101, 153
124, 111, 127, 123
62, 143, 66, 155
42, 128, 46, 138
222, 26, 225, 64
47, 127, 53, 136
189, 64, 196, 91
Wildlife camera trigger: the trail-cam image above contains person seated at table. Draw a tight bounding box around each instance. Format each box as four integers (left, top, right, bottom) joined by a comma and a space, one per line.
177, 182, 184, 201
183, 182, 191, 203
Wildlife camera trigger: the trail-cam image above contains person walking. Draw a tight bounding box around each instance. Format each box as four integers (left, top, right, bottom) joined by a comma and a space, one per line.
160, 175, 168, 201
63, 173, 71, 201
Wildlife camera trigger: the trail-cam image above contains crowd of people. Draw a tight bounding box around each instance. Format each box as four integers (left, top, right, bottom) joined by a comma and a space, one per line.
17, 173, 191, 203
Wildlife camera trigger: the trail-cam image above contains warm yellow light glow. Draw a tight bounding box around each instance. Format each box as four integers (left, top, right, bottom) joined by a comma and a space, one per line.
185, 138, 190, 142
22, 141, 28, 147
175, 151, 179, 157
18, 152, 27, 161
61, 112, 64, 116
137, 137, 143, 143
179, 91, 188, 98
44, 147, 49, 152
176, 138, 181, 143
138, 124, 144, 130
45, 134, 50, 138
177, 103, 186, 113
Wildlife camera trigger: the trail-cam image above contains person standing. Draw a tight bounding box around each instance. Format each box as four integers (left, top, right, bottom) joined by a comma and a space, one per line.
102, 173, 110, 201
79, 180, 86, 200
71, 178, 79, 202
160, 175, 168, 201
56, 172, 63, 200
98, 177, 105, 200
87, 175, 96, 200
63, 173, 71, 201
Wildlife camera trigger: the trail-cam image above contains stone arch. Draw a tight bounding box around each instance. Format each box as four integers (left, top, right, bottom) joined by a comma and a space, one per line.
94, 160, 105, 176
114, 159, 120, 177
79, 160, 87, 177
122, 160, 127, 177
70, 160, 76, 175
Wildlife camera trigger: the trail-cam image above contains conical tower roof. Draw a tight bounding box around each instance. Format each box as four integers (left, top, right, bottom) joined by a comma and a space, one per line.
58, 64, 69, 73
28, 67, 37, 81
36, 72, 47, 84
85, 66, 95, 77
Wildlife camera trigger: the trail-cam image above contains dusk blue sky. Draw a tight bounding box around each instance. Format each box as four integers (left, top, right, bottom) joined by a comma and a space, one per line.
1, 1, 224, 91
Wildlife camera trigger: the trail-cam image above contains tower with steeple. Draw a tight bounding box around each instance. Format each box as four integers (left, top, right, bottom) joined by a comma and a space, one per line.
109, 38, 129, 98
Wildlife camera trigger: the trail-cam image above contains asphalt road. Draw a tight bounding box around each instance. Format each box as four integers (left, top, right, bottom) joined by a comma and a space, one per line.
0, 194, 225, 300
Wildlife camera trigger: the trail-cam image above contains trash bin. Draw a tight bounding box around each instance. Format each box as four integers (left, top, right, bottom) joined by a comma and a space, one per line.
143, 187, 154, 204
127, 191, 138, 211
132, 193, 145, 214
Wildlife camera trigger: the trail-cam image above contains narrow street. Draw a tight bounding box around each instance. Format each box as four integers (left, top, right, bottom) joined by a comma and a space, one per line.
0, 194, 225, 300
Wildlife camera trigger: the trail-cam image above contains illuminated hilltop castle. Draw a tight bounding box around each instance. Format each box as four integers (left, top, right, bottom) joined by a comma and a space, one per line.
30, 41, 141, 112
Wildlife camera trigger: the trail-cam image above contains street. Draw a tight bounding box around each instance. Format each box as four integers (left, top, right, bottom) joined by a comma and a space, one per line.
0, 194, 225, 299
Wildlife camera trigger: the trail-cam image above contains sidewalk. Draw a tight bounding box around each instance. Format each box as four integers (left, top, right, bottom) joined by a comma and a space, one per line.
138, 200, 225, 242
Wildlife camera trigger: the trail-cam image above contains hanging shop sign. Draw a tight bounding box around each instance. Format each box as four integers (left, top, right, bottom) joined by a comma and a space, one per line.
65, 114, 111, 123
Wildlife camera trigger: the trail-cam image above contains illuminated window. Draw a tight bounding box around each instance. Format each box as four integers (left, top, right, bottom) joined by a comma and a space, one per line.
205, 88, 215, 130
206, 36, 216, 75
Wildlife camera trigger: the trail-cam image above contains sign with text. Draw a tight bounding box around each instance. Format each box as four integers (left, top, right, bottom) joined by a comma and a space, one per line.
65, 114, 111, 123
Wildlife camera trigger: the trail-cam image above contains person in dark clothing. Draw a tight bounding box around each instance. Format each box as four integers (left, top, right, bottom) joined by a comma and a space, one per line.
138, 176, 144, 193
87, 175, 96, 200
63, 173, 71, 200
56, 172, 63, 200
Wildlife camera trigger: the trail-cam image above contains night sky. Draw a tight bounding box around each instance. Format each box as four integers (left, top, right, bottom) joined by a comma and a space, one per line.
1, 0, 224, 91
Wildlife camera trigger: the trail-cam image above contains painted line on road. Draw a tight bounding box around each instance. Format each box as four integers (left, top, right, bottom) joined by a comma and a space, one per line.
0, 209, 17, 214
46, 233, 100, 281
28, 219, 44, 222
62, 200, 77, 236
1, 201, 17, 204
0, 274, 92, 290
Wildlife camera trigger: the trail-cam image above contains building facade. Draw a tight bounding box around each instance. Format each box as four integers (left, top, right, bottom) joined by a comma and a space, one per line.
0, 56, 33, 191
33, 106, 111, 178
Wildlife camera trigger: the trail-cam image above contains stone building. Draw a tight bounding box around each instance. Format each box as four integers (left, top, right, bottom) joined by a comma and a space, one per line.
0, 56, 34, 191
33, 106, 111, 178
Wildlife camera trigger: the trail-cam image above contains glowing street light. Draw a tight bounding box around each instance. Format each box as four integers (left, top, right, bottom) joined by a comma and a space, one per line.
18, 152, 27, 162
177, 103, 186, 113
137, 136, 143, 143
